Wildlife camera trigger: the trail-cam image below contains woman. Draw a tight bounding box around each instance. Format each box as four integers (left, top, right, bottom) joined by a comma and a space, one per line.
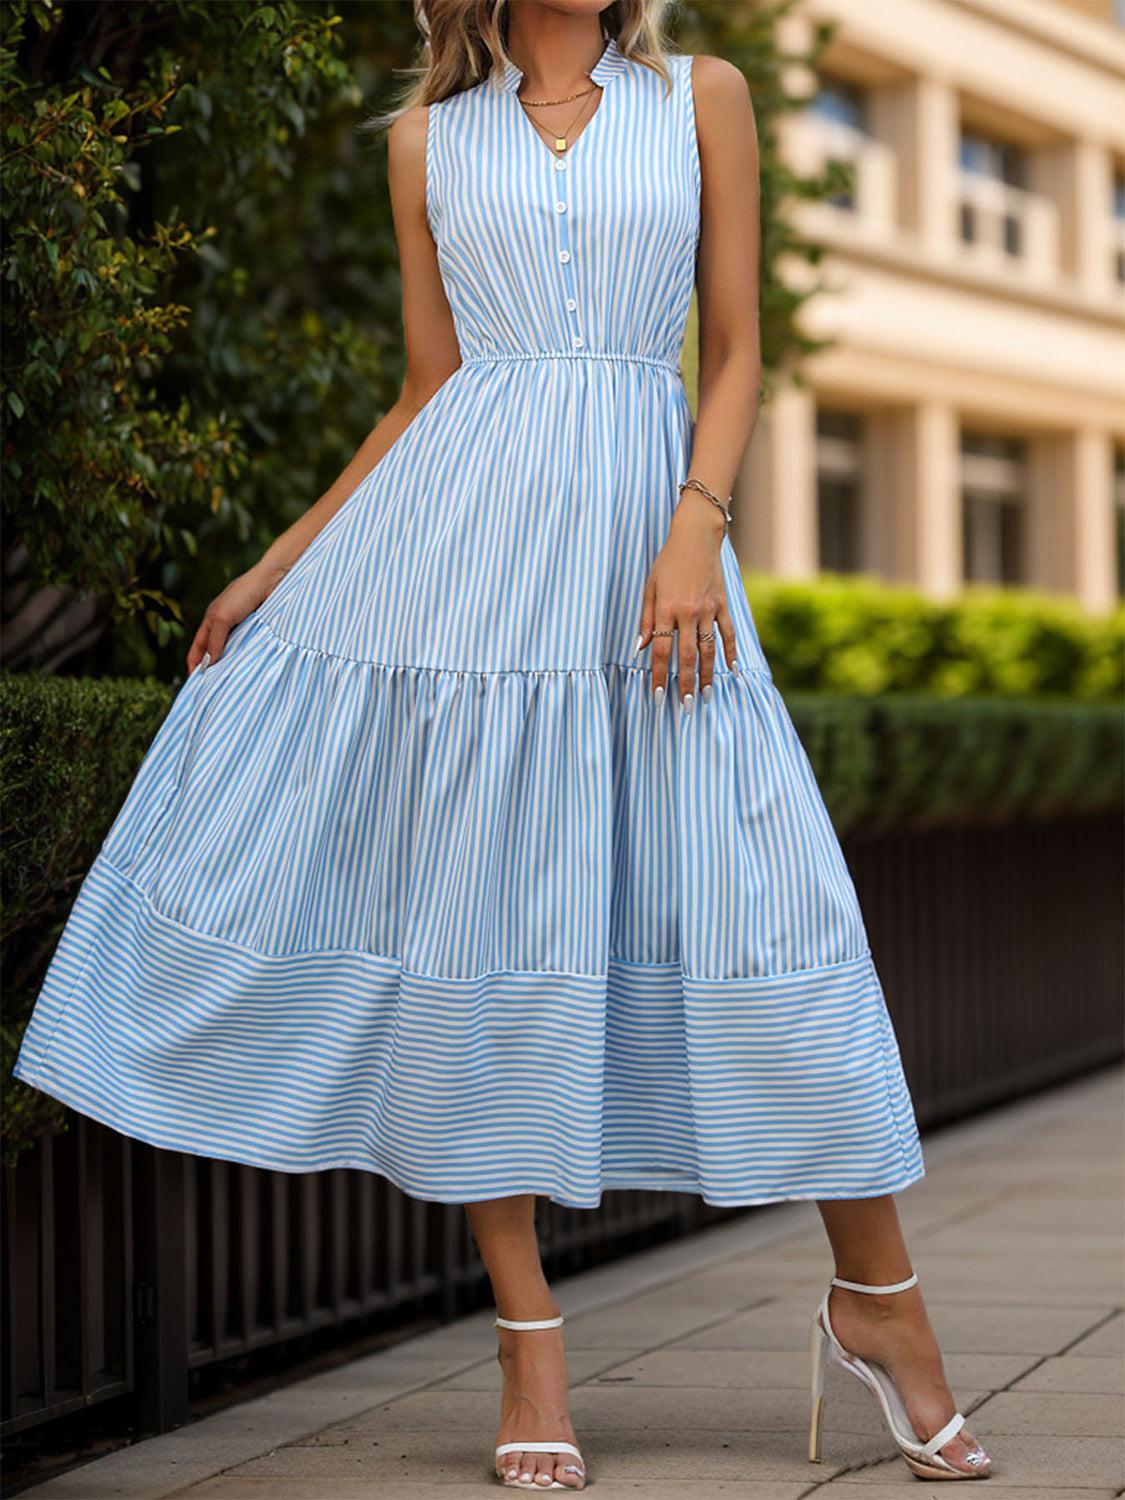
12, 0, 992, 1490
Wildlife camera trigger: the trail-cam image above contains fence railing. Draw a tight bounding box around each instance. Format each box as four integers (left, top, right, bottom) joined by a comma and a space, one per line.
4, 812, 1121, 1444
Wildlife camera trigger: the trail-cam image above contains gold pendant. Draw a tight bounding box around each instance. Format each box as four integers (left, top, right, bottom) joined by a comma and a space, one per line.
555, 138, 567, 153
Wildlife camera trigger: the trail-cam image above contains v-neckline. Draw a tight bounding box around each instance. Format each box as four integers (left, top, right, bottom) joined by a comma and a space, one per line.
499, 36, 624, 169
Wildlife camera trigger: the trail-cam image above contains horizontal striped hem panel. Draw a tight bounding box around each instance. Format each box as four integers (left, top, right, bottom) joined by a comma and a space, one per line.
13, 858, 924, 1210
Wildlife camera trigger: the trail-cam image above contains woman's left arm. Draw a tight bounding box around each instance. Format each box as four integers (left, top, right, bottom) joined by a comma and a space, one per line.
635, 54, 762, 711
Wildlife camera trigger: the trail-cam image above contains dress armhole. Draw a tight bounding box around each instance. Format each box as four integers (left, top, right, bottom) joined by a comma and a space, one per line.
424, 99, 441, 241
682, 53, 702, 199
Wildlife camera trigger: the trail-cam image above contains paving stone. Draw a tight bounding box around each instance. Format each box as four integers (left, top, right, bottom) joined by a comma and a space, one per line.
433, 1347, 643, 1391
583, 1348, 1028, 1394
830, 1431, 1125, 1488
903, 1246, 1123, 1306
676, 1297, 1111, 1356
1012, 1356, 1125, 1394
200, 1424, 872, 1483
292, 1379, 974, 1439
184, 1477, 811, 1498
1065, 1312, 1123, 1359
561, 1289, 771, 1350
822, 1486, 1115, 1498
967, 1389, 1124, 1437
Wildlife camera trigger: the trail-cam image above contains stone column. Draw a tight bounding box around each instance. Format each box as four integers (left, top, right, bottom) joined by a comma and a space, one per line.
871, 74, 959, 258
907, 400, 961, 598
1032, 139, 1112, 299
735, 381, 817, 579
1065, 428, 1115, 612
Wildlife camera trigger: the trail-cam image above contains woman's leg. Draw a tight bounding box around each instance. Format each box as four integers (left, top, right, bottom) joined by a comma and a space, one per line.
818, 1195, 990, 1474
465, 1194, 586, 1490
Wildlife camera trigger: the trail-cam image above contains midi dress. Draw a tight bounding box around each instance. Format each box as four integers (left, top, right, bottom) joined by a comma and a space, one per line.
12, 38, 925, 1210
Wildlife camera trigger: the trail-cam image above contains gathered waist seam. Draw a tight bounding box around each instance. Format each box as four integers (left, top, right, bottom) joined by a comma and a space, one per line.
463, 351, 680, 374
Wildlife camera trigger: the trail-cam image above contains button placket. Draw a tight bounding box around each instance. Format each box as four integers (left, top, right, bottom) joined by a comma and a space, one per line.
551, 154, 584, 349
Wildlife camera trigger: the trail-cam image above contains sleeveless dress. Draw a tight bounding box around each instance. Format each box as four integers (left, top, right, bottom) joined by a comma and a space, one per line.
12, 39, 925, 1210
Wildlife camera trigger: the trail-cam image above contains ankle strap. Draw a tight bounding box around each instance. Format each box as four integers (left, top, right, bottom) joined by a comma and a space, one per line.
494, 1314, 564, 1330
831, 1272, 918, 1295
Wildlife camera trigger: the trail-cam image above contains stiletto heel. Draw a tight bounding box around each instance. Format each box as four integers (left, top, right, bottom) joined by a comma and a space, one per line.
808, 1314, 830, 1462
810, 1272, 991, 1481
493, 1313, 586, 1490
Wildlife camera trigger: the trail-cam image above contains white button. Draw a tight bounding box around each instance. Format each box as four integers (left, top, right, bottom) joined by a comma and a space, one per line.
558, 249, 571, 263
572, 335, 584, 348
555, 200, 567, 213
565, 297, 578, 312
554, 158, 568, 171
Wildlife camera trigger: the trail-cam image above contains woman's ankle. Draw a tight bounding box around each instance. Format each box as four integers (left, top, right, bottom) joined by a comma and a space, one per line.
494, 1288, 561, 1324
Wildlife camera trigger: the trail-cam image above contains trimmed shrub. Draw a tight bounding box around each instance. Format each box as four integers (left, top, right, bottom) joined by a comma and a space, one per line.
2, 673, 172, 1160
745, 572, 1125, 703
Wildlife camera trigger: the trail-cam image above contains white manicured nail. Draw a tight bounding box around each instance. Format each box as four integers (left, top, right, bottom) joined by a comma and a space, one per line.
730, 656, 739, 672
654, 685, 664, 707
702, 683, 712, 704
681, 693, 693, 715
633, 634, 643, 654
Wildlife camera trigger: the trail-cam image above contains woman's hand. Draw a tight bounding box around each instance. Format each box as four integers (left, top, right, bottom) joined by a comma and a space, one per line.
635, 488, 738, 710
186, 560, 288, 675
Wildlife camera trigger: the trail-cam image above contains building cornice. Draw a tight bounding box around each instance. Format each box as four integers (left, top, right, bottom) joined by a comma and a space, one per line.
793, 213, 1125, 331
944, 0, 1125, 79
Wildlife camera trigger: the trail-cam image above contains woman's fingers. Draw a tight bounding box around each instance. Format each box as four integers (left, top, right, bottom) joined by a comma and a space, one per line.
186, 621, 211, 675
697, 610, 717, 703
716, 599, 738, 673
187, 612, 230, 675
677, 607, 699, 712
205, 615, 231, 666
635, 575, 656, 656
641, 581, 739, 708
650, 610, 675, 705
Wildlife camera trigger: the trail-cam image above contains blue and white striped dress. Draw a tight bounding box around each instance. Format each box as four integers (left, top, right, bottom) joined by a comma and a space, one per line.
13, 38, 925, 1209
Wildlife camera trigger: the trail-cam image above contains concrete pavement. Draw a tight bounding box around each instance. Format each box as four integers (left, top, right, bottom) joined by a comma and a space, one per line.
19, 1067, 1124, 1499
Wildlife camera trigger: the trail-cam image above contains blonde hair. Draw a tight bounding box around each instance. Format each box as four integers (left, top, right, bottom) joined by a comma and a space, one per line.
360, 0, 676, 135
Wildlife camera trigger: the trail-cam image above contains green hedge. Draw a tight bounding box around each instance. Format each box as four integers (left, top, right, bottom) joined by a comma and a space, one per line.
1, 675, 176, 1161
2, 666, 1121, 1160
744, 572, 1124, 702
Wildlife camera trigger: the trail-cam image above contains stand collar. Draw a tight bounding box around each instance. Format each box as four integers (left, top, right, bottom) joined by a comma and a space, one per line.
497, 35, 629, 94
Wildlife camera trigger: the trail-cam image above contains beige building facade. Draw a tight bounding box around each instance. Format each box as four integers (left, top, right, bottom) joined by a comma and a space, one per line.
737, 0, 1125, 614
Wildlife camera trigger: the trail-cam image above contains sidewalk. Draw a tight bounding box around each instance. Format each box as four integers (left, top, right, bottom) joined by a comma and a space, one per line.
20, 1067, 1123, 1500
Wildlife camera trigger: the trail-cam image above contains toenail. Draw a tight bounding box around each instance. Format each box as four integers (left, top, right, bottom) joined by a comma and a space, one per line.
520, 1473, 531, 1483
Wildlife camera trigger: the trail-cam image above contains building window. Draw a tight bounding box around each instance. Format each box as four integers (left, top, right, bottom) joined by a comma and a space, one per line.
816, 410, 863, 573
959, 132, 1025, 188
959, 130, 1027, 257
810, 77, 867, 132
960, 431, 1028, 586
1115, 448, 1125, 599
1113, 168, 1125, 287
810, 76, 867, 210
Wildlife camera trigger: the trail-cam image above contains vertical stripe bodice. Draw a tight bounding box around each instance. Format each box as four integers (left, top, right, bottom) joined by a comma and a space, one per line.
425, 39, 700, 372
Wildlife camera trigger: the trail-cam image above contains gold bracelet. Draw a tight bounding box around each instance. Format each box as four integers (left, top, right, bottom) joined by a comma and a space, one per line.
678, 477, 733, 528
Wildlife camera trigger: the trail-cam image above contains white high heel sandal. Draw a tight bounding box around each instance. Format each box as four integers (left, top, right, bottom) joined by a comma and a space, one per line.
493, 1313, 586, 1490
809, 1272, 991, 1481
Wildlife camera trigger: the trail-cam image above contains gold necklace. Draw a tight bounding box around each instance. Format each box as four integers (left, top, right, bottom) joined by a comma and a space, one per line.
520, 83, 597, 107
520, 86, 599, 154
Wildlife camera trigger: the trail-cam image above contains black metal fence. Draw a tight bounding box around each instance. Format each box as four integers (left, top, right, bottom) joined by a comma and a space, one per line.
4, 813, 1121, 1444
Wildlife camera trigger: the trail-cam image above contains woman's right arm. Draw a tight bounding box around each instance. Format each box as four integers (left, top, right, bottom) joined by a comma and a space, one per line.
187, 100, 462, 673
